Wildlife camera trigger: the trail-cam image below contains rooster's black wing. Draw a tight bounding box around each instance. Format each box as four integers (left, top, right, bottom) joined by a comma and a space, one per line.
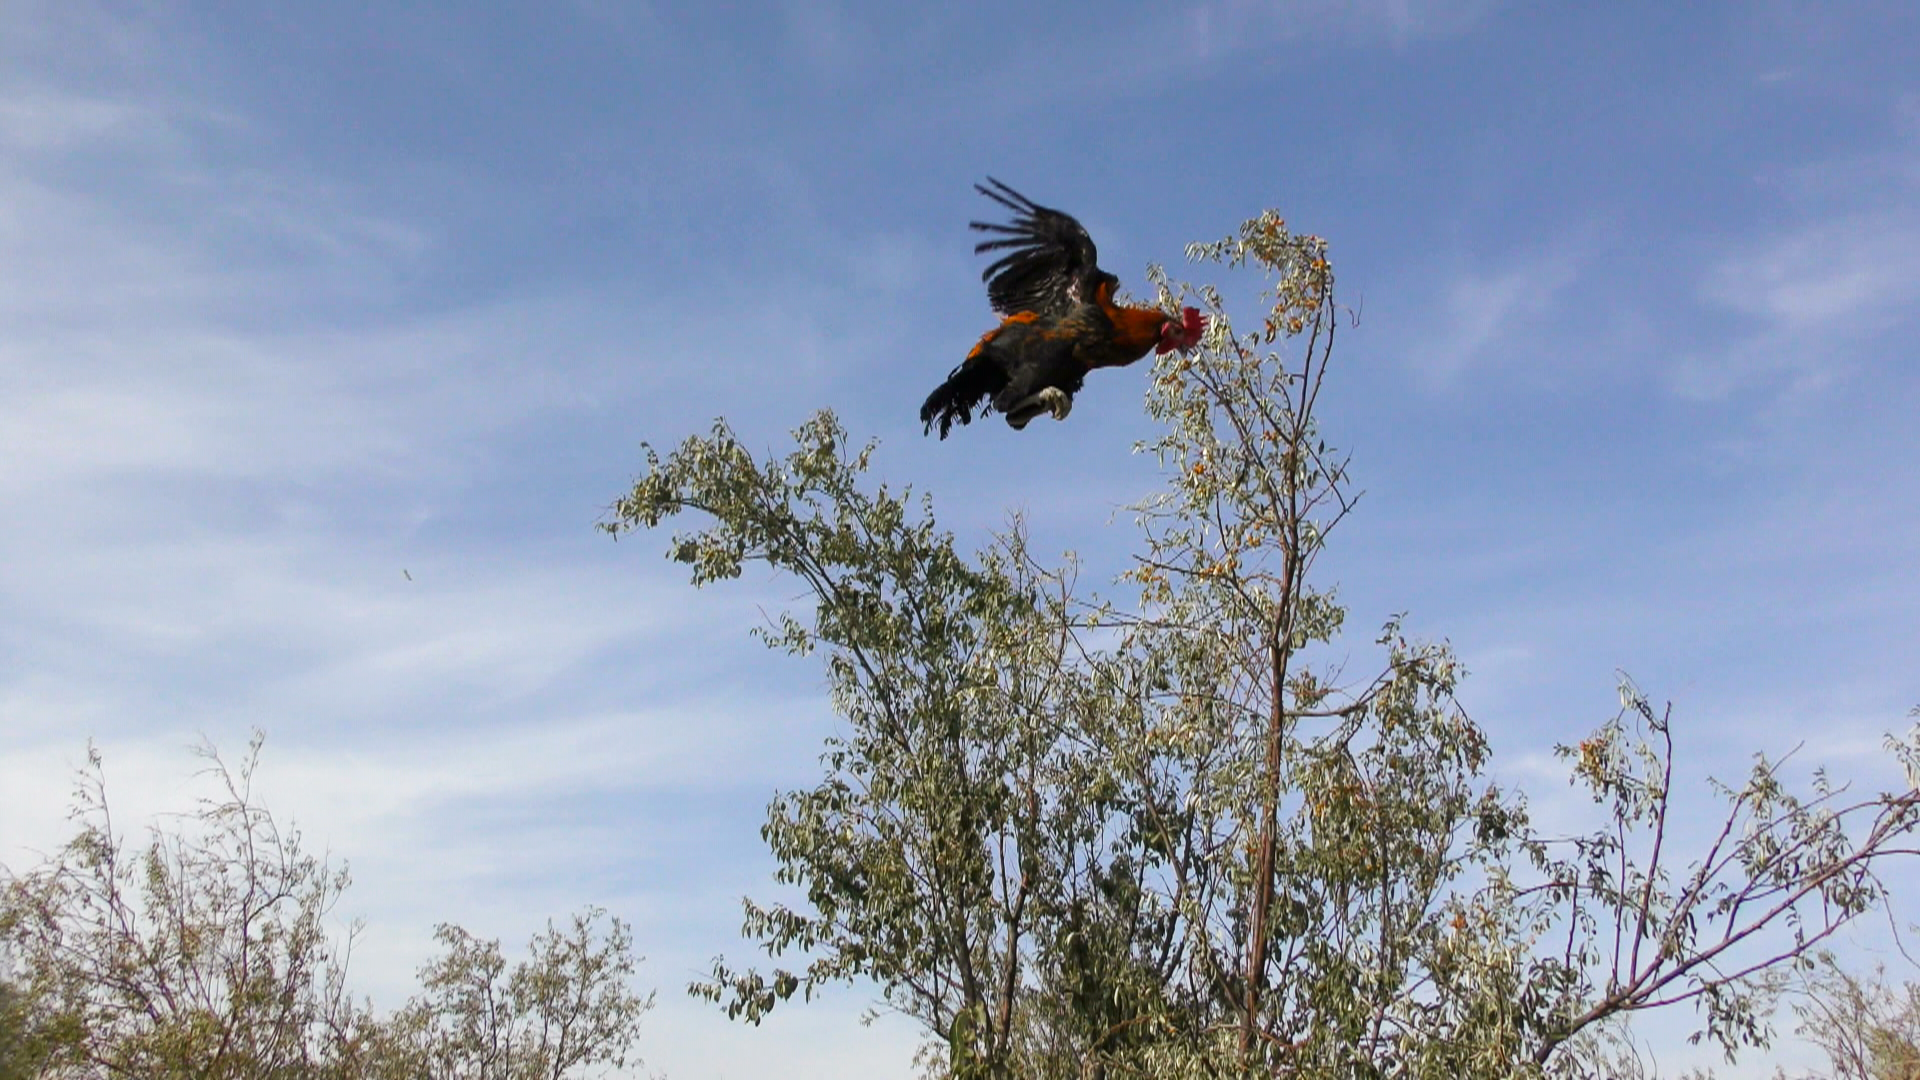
970, 178, 1112, 318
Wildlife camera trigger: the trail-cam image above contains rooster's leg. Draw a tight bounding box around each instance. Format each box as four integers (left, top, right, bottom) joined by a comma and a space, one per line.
1039, 387, 1072, 420
1004, 387, 1072, 429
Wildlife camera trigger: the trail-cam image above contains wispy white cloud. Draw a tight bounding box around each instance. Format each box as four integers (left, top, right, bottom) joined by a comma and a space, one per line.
1668, 109, 1920, 400
1675, 205, 1920, 399
1401, 244, 1587, 384
1183, 0, 1504, 59
1705, 216, 1917, 327
0, 91, 173, 151
2, 0, 191, 85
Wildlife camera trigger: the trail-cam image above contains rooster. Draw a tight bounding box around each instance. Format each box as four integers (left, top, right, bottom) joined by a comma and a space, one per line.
920, 179, 1205, 439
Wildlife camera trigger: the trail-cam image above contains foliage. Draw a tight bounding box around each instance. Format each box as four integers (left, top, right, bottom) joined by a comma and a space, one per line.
0, 736, 376, 1079
0, 975, 60, 1080
1778, 956, 1920, 1080
606, 405, 1088, 1072
0, 737, 652, 1080
1520, 689, 1920, 1067
606, 211, 1920, 1079
391, 910, 654, 1080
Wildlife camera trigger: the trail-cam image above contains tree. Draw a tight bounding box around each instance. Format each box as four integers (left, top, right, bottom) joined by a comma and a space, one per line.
1779, 954, 1920, 1080
0, 736, 377, 1079
0, 736, 653, 1080
606, 210, 1920, 1078
390, 910, 654, 1080
608, 406, 1090, 1075
0, 974, 61, 1080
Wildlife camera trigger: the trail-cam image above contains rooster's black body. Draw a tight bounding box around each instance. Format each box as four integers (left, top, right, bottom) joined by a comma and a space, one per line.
920, 179, 1203, 439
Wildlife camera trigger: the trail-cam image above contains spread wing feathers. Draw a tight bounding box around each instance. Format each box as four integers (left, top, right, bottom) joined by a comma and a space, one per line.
970, 178, 1110, 317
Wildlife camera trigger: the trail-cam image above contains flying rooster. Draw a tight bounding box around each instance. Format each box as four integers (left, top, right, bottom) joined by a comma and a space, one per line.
919, 179, 1206, 438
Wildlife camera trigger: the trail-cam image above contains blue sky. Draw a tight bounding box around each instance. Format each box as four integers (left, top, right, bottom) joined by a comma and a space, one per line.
3, 1, 1917, 1075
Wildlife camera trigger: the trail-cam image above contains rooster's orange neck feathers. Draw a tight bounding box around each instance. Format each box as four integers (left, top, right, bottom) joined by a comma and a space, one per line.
1095, 279, 1167, 359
